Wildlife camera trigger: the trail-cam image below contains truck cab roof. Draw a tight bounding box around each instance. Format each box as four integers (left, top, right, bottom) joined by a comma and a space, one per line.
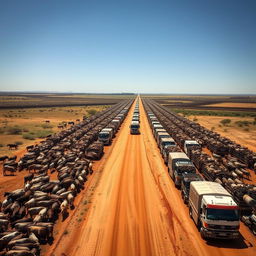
190, 181, 231, 196
184, 140, 200, 146
101, 128, 113, 132
203, 195, 238, 208
169, 152, 189, 160
161, 137, 175, 143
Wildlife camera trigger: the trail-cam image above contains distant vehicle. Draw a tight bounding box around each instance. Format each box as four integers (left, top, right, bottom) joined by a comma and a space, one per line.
98, 128, 113, 145
154, 128, 166, 139
130, 121, 140, 135
159, 137, 176, 155
184, 140, 200, 155
132, 116, 140, 123
189, 181, 240, 240
168, 152, 196, 187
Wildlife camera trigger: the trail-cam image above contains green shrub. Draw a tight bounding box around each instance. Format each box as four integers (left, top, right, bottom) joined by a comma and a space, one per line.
6, 126, 22, 135
220, 119, 231, 126
87, 109, 97, 116
41, 123, 53, 129
235, 120, 251, 127
0, 144, 4, 147
35, 130, 53, 138
15, 141, 23, 145
23, 133, 36, 140
170, 108, 256, 117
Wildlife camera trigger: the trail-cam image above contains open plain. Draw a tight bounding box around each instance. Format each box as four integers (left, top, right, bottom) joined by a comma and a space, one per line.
0, 95, 255, 256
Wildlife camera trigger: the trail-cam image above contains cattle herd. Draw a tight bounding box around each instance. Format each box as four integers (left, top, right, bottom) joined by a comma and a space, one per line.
142, 98, 256, 236
0, 100, 133, 256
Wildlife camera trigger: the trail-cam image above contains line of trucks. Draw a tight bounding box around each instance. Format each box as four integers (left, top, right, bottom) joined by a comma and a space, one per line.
130, 100, 140, 135
146, 110, 240, 240
98, 105, 132, 145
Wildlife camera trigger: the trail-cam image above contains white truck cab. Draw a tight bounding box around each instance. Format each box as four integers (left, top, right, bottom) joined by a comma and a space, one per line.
189, 181, 240, 240
98, 128, 113, 145
184, 140, 200, 154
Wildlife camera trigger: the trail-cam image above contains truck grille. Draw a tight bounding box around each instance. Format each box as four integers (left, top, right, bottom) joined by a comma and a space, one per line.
208, 225, 237, 230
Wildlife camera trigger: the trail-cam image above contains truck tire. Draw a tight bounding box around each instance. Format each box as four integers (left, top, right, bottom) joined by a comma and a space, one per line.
189, 207, 192, 219
200, 228, 206, 240
197, 220, 202, 231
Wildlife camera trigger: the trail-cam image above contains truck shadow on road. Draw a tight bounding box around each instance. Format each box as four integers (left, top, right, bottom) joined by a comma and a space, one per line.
206, 233, 251, 249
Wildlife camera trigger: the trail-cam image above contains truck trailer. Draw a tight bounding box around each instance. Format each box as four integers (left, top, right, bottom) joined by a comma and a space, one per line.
168, 152, 196, 187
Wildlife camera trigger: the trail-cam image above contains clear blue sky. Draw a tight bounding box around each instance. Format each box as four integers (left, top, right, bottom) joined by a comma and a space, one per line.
0, 0, 255, 94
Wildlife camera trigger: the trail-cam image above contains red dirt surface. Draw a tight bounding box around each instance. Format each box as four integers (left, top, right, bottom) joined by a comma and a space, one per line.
1, 99, 256, 256
49, 99, 256, 256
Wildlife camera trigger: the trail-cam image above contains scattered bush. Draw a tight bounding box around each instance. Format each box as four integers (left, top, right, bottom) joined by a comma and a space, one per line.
0, 144, 4, 147
87, 109, 97, 116
6, 126, 22, 135
235, 120, 251, 127
211, 127, 215, 131
193, 117, 198, 122
35, 130, 53, 138
244, 128, 250, 132
220, 119, 231, 126
15, 141, 23, 145
23, 133, 36, 140
41, 123, 53, 129
171, 108, 256, 118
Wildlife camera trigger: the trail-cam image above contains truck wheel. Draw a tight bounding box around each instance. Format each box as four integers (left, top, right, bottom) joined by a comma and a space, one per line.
200, 228, 206, 240
197, 221, 202, 231
189, 207, 192, 219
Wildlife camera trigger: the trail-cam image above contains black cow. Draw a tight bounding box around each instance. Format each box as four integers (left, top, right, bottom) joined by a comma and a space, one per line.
7, 144, 18, 150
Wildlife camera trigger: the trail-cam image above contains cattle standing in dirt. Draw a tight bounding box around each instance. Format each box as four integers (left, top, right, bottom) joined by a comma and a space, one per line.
60, 200, 68, 221
3, 165, 16, 176
0, 155, 8, 163
7, 144, 18, 150
26, 145, 34, 152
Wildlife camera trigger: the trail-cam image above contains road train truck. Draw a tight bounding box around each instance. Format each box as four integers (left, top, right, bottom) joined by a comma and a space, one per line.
98, 128, 113, 145
168, 152, 196, 187
130, 121, 140, 134
189, 181, 240, 240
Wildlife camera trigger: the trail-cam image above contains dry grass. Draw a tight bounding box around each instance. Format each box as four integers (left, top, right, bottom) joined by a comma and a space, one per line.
187, 115, 256, 152
204, 102, 256, 108
0, 105, 107, 156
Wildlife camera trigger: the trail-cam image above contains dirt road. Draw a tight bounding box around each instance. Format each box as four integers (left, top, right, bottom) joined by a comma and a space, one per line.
65, 99, 256, 256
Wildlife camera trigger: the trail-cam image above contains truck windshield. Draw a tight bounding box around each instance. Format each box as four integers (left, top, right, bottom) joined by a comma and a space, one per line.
131, 125, 139, 128
206, 208, 239, 221
163, 141, 175, 147
99, 133, 109, 139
